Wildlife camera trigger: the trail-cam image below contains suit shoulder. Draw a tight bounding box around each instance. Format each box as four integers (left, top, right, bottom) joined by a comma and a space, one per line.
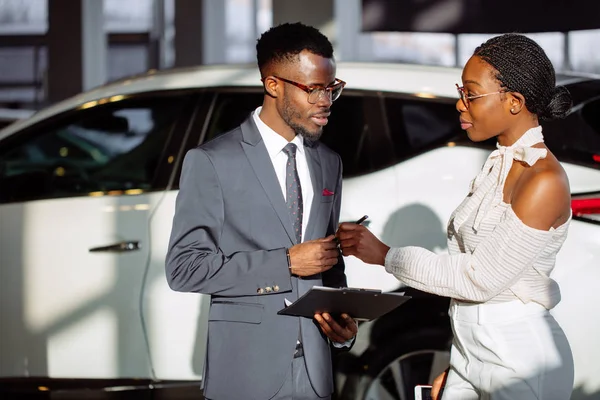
196, 126, 244, 153
315, 141, 342, 164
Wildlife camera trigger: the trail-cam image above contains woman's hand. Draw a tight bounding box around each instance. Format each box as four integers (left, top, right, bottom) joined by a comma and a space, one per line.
336, 223, 390, 266
431, 368, 449, 400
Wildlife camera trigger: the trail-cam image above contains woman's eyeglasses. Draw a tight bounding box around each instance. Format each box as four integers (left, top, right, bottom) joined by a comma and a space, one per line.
266, 76, 346, 104
456, 84, 508, 109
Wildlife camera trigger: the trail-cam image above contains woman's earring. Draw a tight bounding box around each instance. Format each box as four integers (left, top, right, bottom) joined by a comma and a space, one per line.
510, 108, 516, 114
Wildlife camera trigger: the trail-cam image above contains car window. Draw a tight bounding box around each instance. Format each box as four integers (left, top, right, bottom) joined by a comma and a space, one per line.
0, 97, 185, 203
202, 90, 460, 178
577, 97, 600, 168
320, 93, 394, 177
543, 81, 600, 169
204, 90, 264, 143
386, 97, 460, 156
201, 90, 392, 177
581, 97, 600, 146
320, 93, 459, 177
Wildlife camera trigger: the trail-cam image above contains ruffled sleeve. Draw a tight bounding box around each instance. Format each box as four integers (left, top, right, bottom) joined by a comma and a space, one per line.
384, 207, 557, 302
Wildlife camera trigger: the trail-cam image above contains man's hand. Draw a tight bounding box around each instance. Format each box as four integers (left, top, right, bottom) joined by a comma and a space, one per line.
431, 368, 449, 400
288, 235, 340, 277
336, 223, 390, 266
314, 312, 358, 344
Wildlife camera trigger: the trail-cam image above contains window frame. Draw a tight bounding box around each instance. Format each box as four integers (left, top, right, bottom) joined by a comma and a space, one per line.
0, 90, 200, 204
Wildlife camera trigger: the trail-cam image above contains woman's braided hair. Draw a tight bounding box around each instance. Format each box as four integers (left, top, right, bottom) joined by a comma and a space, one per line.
473, 33, 572, 120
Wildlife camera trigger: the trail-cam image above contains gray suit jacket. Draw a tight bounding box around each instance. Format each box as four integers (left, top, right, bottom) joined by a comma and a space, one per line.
166, 117, 347, 400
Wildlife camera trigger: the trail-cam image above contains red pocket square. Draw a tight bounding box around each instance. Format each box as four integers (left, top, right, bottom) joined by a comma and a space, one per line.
322, 188, 335, 196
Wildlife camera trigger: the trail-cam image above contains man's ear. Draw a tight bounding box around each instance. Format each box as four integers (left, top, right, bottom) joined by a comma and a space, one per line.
263, 76, 280, 98
508, 92, 526, 115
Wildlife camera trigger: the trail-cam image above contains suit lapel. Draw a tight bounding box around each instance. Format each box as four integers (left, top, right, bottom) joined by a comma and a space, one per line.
240, 118, 296, 245
304, 143, 323, 242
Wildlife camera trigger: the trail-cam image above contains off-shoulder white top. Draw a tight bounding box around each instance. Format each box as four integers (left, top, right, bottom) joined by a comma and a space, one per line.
385, 126, 570, 309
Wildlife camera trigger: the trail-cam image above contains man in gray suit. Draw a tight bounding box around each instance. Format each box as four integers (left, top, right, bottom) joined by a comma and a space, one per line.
166, 23, 357, 400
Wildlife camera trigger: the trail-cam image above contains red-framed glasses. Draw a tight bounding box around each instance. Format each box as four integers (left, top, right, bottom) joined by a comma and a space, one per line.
265, 76, 346, 104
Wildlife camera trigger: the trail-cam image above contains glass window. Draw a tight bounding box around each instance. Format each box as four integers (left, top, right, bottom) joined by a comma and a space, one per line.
385, 97, 460, 157
0, 96, 186, 203
569, 30, 600, 74
108, 45, 149, 81
203, 90, 263, 142
0, 0, 153, 34
0, 46, 46, 107
321, 94, 391, 177
543, 80, 600, 169
224, 0, 272, 63
203, 90, 389, 177
366, 32, 456, 66
320, 94, 459, 177
104, 0, 153, 33
578, 97, 600, 166
201, 90, 459, 178
0, 0, 47, 34
581, 97, 600, 136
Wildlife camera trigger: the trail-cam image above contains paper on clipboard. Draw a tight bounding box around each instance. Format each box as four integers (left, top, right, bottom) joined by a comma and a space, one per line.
278, 286, 410, 321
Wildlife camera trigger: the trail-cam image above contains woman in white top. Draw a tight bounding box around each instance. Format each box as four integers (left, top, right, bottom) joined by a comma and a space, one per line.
336, 33, 575, 400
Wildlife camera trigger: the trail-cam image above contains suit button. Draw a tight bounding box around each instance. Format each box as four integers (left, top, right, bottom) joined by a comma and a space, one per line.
265, 286, 273, 293
273, 285, 280, 292
257, 288, 264, 294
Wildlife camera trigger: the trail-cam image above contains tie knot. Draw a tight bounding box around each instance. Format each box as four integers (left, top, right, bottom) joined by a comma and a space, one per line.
283, 143, 297, 158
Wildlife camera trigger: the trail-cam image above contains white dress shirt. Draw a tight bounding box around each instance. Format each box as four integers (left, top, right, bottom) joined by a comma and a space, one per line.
253, 107, 314, 242
253, 108, 353, 348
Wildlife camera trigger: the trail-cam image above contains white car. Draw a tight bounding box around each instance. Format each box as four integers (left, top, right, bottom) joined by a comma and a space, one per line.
0, 108, 35, 131
0, 63, 599, 399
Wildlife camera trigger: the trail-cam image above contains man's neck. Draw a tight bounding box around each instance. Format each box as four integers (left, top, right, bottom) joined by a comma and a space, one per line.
259, 104, 296, 142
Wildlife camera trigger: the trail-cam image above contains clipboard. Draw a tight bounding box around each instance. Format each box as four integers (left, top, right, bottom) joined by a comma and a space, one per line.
277, 286, 411, 321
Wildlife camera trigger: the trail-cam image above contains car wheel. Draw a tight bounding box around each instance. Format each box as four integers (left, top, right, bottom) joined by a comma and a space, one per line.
339, 330, 451, 400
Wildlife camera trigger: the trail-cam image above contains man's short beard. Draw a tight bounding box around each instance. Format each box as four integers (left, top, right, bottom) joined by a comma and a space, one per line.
281, 95, 323, 142
290, 121, 322, 142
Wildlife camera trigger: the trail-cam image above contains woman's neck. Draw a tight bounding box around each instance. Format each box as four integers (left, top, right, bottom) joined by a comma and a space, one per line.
497, 119, 540, 147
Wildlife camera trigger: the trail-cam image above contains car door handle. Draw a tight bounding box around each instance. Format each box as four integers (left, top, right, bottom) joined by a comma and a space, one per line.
89, 241, 141, 253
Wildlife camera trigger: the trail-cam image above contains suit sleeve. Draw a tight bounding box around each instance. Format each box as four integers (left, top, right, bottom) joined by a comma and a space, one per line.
322, 154, 347, 289
165, 148, 292, 296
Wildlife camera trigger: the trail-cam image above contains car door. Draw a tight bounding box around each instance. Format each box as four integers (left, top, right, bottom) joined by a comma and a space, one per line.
0, 92, 195, 379
142, 89, 266, 381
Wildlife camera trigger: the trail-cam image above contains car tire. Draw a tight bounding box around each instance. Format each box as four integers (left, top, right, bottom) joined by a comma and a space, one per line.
338, 329, 451, 400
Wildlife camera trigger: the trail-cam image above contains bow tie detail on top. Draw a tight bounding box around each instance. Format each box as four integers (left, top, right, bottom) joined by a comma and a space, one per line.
452, 126, 548, 233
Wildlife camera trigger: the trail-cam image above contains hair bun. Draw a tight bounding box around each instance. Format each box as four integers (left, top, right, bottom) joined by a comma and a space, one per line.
540, 85, 572, 120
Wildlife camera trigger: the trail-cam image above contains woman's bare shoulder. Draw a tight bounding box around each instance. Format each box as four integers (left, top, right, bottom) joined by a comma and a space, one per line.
511, 152, 571, 230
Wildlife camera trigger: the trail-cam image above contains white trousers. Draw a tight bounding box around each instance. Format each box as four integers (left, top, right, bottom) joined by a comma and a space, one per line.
442, 300, 574, 400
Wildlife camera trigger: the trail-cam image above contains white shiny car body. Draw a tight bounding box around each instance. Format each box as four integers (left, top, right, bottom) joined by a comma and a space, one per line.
0, 63, 599, 398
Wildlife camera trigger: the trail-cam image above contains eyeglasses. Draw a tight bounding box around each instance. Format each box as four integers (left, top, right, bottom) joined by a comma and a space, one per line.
456, 84, 508, 110
266, 76, 346, 104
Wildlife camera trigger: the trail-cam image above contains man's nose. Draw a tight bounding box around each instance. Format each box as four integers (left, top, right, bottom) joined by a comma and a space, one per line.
316, 89, 333, 106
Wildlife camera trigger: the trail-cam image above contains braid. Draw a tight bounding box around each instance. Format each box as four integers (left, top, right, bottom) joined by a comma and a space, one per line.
474, 33, 572, 120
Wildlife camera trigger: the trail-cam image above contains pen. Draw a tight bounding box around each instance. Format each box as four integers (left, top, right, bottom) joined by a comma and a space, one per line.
335, 215, 368, 247
355, 215, 368, 225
